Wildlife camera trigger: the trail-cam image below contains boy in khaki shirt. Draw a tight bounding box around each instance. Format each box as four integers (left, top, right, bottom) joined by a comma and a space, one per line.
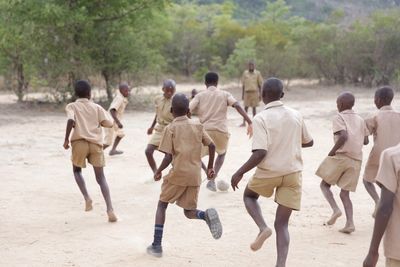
364, 144, 400, 267
231, 78, 313, 267
103, 83, 130, 156
147, 93, 222, 257
63, 80, 117, 222
145, 79, 175, 174
363, 87, 400, 217
189, 72, 253, 192
316, 92, 369, 233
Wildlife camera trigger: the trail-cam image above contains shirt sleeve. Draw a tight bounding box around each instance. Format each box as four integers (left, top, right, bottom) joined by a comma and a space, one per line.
302, 119, 313, 144
332, 114, 346, 134
98, 105, 113, 128
158, 126, 174, 155
226, 92, 238, 106
189, 95, 199, 112
252, 117, 268, 151
201, 128, 212, 146
376, 148, 398, 194
109, 95, 123, 111
364, 114, 376, 136
65, 104, 75, 121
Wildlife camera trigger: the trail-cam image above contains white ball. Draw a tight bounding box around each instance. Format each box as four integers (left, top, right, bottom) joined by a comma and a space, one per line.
217, 180, 230, 191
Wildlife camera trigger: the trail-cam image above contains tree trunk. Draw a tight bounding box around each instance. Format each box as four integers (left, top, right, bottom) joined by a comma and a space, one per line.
102, 70, 113, 102
16, 62, 27, 102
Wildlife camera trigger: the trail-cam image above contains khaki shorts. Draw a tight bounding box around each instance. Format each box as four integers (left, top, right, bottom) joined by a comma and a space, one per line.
202, 130, 230, 156
387, 258, 400, 267
159, 179, 199, 210
316, 154, 361, 192
244, 91, 260, 107
104, 124, 125, 146
363, 163, 379, 183
71, 140, 105, 168
248, 172, 302, 211
148, 125, 166, 147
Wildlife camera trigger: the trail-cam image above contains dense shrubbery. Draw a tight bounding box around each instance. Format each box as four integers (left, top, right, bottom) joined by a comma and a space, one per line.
0, 0, 399, 102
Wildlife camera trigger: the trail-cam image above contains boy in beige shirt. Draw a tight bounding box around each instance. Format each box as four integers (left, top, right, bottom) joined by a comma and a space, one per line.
103, 83, 130, 156
145, 79, 175, 174
364, 144, 400, 267
63, 80, 117, 222
316, 92, 369, 233
189, 72, 253, 192
147, 93, 222, 258
363, 87, 400, 217
231, 78, 313, 267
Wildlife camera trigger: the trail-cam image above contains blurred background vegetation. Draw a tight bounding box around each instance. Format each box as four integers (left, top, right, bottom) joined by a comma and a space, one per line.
0, 0, 400, 103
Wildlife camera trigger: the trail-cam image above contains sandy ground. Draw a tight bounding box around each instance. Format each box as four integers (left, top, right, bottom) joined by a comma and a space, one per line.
0, 85, 391, 267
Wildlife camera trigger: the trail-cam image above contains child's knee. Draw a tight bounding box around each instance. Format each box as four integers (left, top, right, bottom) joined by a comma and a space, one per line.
340, 190, 350, 200
274, 219, 288, 230
73, 166, 82, 174
320, 180, 329, 190
363, 179, 371, 187
183, 209, 192, 218
145, 146, 154, 156
157, 201, 168, 210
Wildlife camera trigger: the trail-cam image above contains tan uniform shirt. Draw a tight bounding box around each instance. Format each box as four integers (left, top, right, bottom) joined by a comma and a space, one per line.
252, 101, 313, 178
333, 110, 368, 161
365, 106, 400, 166
158, 116, 213, 187
108, 92, 129, 120
65, 98, 113, 146
154, 95, 174, 131
189, 86, 237, 133
241, 69, 263, 92
376, 144, 400, 261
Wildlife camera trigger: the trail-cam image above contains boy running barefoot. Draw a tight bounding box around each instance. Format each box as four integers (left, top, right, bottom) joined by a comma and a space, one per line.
363, 87, 400, 217
316, 92, 369, 233
231, 78, 313, 267
147, 93, 222, 257
145, 80, 175, 174
103, 82, 130, 156
364, 144, 400, 267
63, 80, 117, 222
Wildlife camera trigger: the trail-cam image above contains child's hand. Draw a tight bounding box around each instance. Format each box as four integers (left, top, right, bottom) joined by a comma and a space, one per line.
207, 168, 215, 180
117, 122, 123, 129
247, 124, 253, 138
328, 151, 336, 157
231, 172, 243, 191
63, 139, 70, 150
154, 171, 162, 181
147, 127, 154, 135
363, 252, 378, 267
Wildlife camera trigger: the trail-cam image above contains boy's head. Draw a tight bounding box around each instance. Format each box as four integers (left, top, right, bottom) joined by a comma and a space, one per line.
336, 91, 355, 112
261, 77, 284, 104
74, 80, 91, 99
171, 93, 189, 117
205, 72, 219, 87
162, 79, 176, 99
119, 82, 130, 97
248, 61, 255, 72
374, 86, 394, 109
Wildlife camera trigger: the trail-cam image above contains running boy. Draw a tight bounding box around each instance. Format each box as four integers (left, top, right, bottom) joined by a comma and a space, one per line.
363, 87, 400, 217
363, 144, 400, 267
145, 80, 175, 174
63, 80, 117, 222
103, 82, 130, 155
147, 93, 222, 257
231, 78, 313, 267
316, 92, 369, 233
189, 72, 253, 192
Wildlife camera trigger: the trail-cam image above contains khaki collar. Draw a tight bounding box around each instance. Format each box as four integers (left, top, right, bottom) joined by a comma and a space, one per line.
340, 109, 355, 114
207, 86, 218, 91
173, 115, 189, 122
380, 105, 393, 111
265, 100, 283, 110
76, 98, 90, 103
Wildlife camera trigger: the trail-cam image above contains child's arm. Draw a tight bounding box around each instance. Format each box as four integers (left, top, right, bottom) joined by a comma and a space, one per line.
328, 130, 348, 156
110, 109, 123, 128
363, 185, 395, 267
206, 143, 216, 179
147, 115, 157, 135
233, 102, 253, 137
63, 119, 75, 149
231, 149, 267, 190
154, 153, 172, 181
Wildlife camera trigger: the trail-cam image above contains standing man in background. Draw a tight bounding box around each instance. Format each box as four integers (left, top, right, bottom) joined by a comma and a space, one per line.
240, 61, 263, 127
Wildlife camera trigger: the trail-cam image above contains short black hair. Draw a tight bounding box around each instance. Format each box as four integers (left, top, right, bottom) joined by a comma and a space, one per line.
262, 77, 283, 99
375, 86, 394, 105
338, 91, 355, 109
172, 93, 189, 116
74, 80, 91, 98
205, 72, 219, 85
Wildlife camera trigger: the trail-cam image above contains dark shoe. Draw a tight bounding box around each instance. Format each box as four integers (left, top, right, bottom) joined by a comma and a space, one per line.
205, 208, 222, 239
147, 244, 163, 257
206, 180, 217, 192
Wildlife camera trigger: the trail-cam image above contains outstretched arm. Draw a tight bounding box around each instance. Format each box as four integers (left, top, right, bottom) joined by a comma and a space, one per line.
328, 130, 347, 156
233, 102, 253, 137
231, 149, 267, 190
63, 119, 75, 149
110, 109, 122, 128
154, 153, 173, 181
363, 186, 395, 267
147, 115, 157, 135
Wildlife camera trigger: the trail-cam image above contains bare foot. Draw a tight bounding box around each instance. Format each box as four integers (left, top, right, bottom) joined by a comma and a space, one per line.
339, 224, 355, 234
327, 210, 342, 225
239, 123, 246, 127
250, 227, 272, 251
107, 211, 118, 223
109, 150, 123, 156
85, 199, 93, 212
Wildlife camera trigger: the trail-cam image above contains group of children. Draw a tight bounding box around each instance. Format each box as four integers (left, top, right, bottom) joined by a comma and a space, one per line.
63, 75, 399, 267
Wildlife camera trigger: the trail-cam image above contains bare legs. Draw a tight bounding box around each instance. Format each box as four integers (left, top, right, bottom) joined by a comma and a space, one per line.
109, 136, 123, 155
145, 144, 158, 174
363, 180, 380, 217
320, 181, 342, 225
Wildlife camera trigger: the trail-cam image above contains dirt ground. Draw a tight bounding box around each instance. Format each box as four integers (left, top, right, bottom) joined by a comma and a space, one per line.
0, 84, 391, 266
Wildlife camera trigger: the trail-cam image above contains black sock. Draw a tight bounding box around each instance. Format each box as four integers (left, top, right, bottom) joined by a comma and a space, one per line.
196, 210, 205, 221
152, 224, 164, 247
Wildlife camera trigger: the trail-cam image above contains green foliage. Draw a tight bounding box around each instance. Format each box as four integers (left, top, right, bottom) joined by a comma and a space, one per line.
224, 37, 257, 78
